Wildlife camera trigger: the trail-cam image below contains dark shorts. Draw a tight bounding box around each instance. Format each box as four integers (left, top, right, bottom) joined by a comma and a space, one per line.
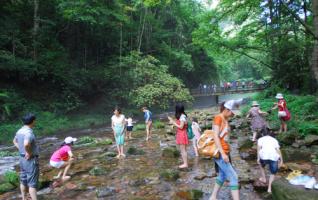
127, 126, 133, 131
260, 159, 278, 174
19, 157, 39, 188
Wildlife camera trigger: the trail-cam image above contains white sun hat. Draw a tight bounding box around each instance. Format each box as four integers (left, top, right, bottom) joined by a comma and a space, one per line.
252, 101, 260, 107
224, 98, 243, 115
275, 93, 284, 99
64, 136, 77, 144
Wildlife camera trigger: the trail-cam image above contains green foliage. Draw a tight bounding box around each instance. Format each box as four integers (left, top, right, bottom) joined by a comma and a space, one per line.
0, 183, 15, 194
76, 136, 97, 145
153, 120, 165, 129
0, 151, 19, 158
3, 171, 19, 187
134, 124, 146, 131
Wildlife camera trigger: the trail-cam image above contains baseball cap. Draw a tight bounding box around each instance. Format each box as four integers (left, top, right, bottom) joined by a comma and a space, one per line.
224, 99, 243, 115
64, 136, 77, 144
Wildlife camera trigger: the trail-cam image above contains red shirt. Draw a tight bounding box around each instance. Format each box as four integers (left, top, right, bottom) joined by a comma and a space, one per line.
278, 99, 287, 111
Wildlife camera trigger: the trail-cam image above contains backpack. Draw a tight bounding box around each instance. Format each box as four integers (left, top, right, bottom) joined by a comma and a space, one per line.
187, 121, 194, 140
197, 130, 220, 158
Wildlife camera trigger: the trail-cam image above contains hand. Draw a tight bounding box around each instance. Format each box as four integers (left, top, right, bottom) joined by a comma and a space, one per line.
222, 153, 229, 163
279, 160, 283, 168
25, 152, 31, 160
257, 158, 260, 165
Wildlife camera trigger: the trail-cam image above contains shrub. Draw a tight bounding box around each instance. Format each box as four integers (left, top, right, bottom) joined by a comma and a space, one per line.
4, 171, 19, 186
76, 136, 96, 145
153, 120, 165, 129
134, 124, 146, 131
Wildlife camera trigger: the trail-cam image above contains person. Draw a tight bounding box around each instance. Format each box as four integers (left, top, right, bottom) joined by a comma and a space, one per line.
13, 113, 39, 200
50, 137, 77, 182
142, 107, 152, 141
272, 93, 290, 133
257, 128, 284, 193
210, 99, 242, 200
125, 116, 134, 139
111, 106, 126, 158
191, 117, 201, 157
168, 104, 189, 169
246, 101, 268, 142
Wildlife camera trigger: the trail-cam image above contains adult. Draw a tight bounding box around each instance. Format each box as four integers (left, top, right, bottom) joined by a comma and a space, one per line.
13, 113, 39, 200
272, 93, 290, 133
246, 101, 268, 141
168, 104, 189, 169
142, 107, 152, 141
111, 106, 126, 158
257, 128, 283, 193
210, 99, 242, 200
50, 136, 77, 181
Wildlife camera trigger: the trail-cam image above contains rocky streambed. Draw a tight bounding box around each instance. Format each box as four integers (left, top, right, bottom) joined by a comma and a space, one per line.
0, 107, 317, 200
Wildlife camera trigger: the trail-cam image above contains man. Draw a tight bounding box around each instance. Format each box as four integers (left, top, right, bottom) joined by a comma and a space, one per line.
13, 113, 39, 200
142, 107, 152, 141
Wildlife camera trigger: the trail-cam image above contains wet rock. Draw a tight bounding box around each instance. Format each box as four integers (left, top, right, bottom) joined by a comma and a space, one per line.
272, 178, 318, 200
281, 148, 311, 162
285, 162, 312, 173
238, 138, 254, 151
127, 147, 145, 155
240, 149, 257, 160
165, 126, 174, 135
304, 134, 318, 146
96, 186, 116, 197
145, 176, 160, 185
105, 151, 117, 157
129, 179, 145, 187
38, 178, 51, 190
277, 131, 298, 145
96, 138, 113, 145
0, 183, 15, 194
175, 189, 203, 200
37, 187, 52, 195
162, 147, 180, 158
89, 166, 107, 176
194, 173, 208, 180
253, 179, 268, 192
160, 169, 180, 181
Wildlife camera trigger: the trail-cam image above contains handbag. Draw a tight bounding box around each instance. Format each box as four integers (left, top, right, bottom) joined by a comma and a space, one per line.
278, 111, 287, 117
197, 130, 220, 158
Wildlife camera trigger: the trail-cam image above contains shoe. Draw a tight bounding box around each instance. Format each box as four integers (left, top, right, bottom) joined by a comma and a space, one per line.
305, 177, 316, 189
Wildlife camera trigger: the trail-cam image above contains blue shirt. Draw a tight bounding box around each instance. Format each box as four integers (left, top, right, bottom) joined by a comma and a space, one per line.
144, 110, 152, 122
15, 125, 39, 156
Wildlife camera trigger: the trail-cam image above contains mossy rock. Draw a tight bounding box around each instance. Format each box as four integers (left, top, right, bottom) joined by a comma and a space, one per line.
38, 178, 51, 190
238, 138, 253, 151
89, 166, 107, 176
272, 178, 318, 200
105, 151, 117, 157
160, 169, 180, 181
162, 147, 180, 158
127, 147, 145, 155
175, 189, 203, 200
96, 138, 113, 145
0, 182, 16, 194
277, 131, 298, 146
281, 148, 311, 162
304, 134, 318, 146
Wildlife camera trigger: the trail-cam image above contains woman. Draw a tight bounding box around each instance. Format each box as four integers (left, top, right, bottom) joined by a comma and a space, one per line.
142, 107, 152, 141
168, 104, 189, 169
272, 93, 290, 133
111, 106, 126, 158
210, 99, 241, 200
50, 136, 77, 182
246, 101, 268, 141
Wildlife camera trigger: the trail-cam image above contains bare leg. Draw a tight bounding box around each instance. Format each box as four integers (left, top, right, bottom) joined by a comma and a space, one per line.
209, 183, 221, 200
120, 145, 125, 157
62, 160, 72, 180
193, 139, 199, 156
179, 145, 188, 168
279, 120, 283, 133
146, 123, 149, 141
231, 189, 240, 200
283, 122, 287, 133
20, 184, 27, 200
259, 165, 266, 183
268, 175, 275, 193
252, 131, 257, 141
29, 187, 37, 200
116, 144, 121, 158
54, 170, 63, 179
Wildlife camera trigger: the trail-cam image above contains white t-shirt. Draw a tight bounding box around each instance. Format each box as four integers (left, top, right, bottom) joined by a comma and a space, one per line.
258, 136, 280, 161
180, 114, 187, 122
111, 114, 125, 126
126, 118, 133, 126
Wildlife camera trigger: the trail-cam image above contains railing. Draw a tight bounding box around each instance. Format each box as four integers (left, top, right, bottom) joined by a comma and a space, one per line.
191, 85, 266, 96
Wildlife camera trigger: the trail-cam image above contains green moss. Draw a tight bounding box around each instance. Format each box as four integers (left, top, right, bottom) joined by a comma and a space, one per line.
4, 171, 19, 187
0, 183, 15, 194
0, 151, 19, 158
134, 124, 146, 131
160, 169, 180, 181
153, 120, 165, 129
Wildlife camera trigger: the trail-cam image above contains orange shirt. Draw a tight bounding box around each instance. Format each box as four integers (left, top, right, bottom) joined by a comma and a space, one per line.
213, 114, 230, 154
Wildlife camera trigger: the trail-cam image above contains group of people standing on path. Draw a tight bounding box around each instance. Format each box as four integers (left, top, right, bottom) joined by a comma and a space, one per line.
12, 92, 290, 200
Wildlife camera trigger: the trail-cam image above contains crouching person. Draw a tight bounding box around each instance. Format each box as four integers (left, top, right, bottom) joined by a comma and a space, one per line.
257, 128, 283, 193
50, 137, 77, 182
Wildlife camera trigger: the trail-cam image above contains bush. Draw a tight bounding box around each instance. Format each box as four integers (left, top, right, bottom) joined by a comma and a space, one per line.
76, 136, 96, 145
134, 124, 146, 131
4, 171, 19, 186
153, 120, 165, 129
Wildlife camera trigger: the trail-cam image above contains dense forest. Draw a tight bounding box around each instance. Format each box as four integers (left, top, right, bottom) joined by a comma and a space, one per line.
0, 0, 317, 124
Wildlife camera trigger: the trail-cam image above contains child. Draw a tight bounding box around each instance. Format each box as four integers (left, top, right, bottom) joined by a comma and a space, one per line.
50, 136, 77, 182
111, 106, 126, 158
125, 116, 134, 139
257, 128, 284, 193
191, 117, 201, 157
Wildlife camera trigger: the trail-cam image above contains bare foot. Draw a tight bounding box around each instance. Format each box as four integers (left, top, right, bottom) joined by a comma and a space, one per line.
121, 154, 126, 158
116, 155, 121, 159
146, 137, 149, 141
62, 176, 71, 182
259, 177, 267, 183
178, 164, 188, 169
53, 175, 61, 180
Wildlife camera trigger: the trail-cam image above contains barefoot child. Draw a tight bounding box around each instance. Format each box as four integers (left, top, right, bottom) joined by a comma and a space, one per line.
50, 136, 77, 182
191, 117, 201, 157
257, 128, 283, 193
125, 116, 134, 139
111, 106, 126, 158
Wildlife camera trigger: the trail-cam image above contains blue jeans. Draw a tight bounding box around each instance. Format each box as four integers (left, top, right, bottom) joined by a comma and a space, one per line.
214, 155, 239, 190
260, 159, 278, 174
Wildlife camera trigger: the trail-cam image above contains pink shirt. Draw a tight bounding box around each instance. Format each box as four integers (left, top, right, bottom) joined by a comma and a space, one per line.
50, 145, 71, 162
192, 122, 201, 140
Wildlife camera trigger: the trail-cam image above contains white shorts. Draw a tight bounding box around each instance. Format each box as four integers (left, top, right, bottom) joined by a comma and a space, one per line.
50, 160, 65, 168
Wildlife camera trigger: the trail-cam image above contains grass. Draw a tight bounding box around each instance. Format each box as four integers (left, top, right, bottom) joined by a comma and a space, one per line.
0, 112, 106, 145
0, 151, 19, 158
134, 123, 146, 131
153, 120, 165, 129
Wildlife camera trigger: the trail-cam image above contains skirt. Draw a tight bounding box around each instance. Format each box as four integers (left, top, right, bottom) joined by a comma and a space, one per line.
176, 129, 189, 145
114, 125, 125, 145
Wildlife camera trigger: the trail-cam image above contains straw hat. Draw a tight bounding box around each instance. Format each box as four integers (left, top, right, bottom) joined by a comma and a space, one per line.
252, 101, 259, 107
275, 93, 284, 99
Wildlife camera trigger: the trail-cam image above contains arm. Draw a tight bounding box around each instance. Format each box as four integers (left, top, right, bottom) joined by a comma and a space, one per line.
258, 109, 268, 115
68, 151, 74, 160
276, 148, 284, 167
212, 125, 229, 162
23, 139, 32, 160
13, 137, 19, 149
168, 116, 185, 129
257, 144, 261, 164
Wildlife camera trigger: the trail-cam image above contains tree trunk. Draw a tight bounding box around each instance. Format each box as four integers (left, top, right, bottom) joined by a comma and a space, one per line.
138, 7, 147, 52
33, 0, 39, 60
312, 0, 318, 85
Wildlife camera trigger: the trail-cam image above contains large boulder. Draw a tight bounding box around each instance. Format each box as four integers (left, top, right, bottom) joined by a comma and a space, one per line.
281, 148, 312, 162
277, 131, 298, 146
272, 178, 318, 200
304, 134, 318, 146
238, 137, 254, 151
